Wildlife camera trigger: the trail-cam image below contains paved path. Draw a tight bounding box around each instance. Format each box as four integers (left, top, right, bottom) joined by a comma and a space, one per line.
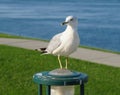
0, 38, 120, 67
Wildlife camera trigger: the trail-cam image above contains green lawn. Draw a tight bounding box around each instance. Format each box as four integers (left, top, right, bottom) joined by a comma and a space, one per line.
0, 33, 26, 39
0, 45, 120, 95
0, 33, 48, 41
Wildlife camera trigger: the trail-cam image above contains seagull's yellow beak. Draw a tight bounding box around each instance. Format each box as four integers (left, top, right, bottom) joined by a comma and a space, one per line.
61, 21, 68, 25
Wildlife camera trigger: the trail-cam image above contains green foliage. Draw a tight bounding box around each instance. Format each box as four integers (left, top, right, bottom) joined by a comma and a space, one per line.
0, 45, 120, 95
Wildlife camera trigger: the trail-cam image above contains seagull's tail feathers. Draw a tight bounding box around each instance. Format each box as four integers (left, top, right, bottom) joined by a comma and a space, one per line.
35, 48, 49, 55
35, 48, 46, 53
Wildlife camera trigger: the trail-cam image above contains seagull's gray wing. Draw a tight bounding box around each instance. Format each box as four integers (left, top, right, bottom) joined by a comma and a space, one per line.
46, 33, 62, 53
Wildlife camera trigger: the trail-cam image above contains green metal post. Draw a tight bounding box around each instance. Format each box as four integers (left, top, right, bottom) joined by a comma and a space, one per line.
38, 84, 42, 95
46, 85, 51, 95
80, 83, 84, 95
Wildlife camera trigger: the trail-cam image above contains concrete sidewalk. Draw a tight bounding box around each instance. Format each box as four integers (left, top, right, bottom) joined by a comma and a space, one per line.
0, 38, 120, 67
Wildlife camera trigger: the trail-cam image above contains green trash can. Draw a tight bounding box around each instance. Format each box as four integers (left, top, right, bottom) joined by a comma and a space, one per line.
33, 69, 88, 95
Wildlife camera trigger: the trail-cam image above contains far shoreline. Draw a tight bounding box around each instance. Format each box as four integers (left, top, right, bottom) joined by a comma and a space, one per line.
0, 32, 120, 54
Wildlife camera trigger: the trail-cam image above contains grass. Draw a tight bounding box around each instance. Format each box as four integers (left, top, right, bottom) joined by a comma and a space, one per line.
0, 33, 48, 41
0, 45, 120, 95
0, 33, 26, 39
80, 45, 120, 54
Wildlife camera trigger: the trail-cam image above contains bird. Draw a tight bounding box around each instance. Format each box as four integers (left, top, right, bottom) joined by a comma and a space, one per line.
36, 16, 80, 69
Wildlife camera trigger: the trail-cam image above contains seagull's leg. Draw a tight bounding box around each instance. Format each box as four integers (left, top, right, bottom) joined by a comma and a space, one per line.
58, 55, 62, 69
65, 57, 68, 69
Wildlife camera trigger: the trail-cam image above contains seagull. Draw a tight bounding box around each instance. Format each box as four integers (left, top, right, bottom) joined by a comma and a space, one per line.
36, 16, 80, 69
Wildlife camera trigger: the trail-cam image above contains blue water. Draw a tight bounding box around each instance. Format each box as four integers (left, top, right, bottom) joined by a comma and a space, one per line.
0, 0, 120, 52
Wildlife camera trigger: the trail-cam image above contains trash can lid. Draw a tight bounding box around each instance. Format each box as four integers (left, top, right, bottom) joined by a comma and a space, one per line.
33, 69, 88, 86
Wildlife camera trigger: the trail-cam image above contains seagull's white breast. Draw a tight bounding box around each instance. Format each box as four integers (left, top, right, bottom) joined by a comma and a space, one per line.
59, 29, 80, 56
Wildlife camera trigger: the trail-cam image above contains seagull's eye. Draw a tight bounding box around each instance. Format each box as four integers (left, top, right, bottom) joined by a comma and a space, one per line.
70, 18, 73, 21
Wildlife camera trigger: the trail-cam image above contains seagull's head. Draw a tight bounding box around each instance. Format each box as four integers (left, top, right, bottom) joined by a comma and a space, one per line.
62, 16, 78, 27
